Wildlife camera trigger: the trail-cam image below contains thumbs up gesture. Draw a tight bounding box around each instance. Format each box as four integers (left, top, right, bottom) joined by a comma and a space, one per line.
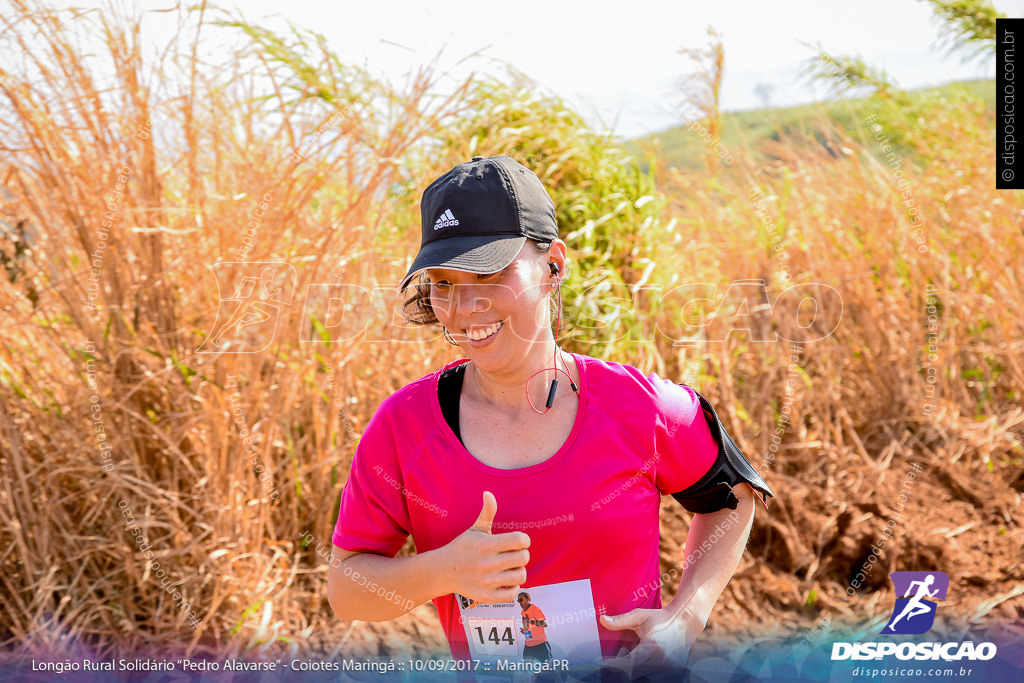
437, 491, 531, 604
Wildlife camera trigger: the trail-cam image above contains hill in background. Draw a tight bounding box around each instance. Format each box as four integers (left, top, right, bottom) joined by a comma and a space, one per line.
625, 79, 995, 171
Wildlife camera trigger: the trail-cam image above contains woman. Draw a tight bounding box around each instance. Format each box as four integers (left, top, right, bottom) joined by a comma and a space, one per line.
328, 156, 773, 677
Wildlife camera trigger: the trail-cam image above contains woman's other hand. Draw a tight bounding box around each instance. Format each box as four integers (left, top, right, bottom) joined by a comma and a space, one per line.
599, 606, 703, 676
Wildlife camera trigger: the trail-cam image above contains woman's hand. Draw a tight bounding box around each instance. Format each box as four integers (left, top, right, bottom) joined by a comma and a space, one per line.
598, 485, 757, 677
599, 605, 704, 676
434, 491, 531, 603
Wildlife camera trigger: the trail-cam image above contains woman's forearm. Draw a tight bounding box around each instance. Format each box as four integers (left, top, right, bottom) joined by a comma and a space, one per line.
329, 492, 533, 622
328, 546, 450, 621
665, 483, 756, 625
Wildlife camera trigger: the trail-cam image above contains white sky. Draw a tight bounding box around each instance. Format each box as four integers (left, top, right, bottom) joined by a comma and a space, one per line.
22, 0, 1024, 138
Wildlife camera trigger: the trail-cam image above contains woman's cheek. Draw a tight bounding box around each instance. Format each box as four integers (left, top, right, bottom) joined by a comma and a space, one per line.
430, 291, 452, 321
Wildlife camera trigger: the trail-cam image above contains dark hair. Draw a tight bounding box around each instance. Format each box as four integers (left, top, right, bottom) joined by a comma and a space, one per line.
401, 240, 555, 327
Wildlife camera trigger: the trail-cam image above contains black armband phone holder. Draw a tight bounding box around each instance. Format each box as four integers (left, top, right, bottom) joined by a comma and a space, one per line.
670, 388, 775, 514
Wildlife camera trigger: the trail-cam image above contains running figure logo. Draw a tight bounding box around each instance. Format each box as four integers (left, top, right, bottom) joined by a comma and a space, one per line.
197, 262, 295, 354
882, 571, 949, 635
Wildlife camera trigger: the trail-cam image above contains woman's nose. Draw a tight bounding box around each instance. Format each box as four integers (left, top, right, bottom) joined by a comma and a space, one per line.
455, 284, 491, 315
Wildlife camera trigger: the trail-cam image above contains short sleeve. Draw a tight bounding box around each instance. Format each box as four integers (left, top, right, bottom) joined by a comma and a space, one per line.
332, 401, 412, 557
652, 381, 719, 494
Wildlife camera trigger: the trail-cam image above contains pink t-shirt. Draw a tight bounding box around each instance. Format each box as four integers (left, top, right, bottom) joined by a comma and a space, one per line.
332, 353, 719, 660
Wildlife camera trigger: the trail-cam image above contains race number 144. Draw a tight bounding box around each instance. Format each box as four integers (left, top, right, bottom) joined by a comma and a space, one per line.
468, 619, 518, 656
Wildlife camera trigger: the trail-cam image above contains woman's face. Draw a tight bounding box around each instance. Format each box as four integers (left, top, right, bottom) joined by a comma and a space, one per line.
427, 242, 562, 374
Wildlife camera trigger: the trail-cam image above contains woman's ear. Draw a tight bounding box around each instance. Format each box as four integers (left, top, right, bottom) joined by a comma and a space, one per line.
549, 239, 568, 279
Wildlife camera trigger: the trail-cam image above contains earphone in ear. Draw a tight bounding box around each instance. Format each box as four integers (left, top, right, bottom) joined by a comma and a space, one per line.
549, 262, 560, 277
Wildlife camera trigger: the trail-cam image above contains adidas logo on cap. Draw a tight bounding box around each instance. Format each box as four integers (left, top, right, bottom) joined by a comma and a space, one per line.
433, 208, 459, 230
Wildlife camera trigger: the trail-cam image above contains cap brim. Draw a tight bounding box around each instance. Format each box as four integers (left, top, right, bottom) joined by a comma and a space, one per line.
399, 234, 527, 291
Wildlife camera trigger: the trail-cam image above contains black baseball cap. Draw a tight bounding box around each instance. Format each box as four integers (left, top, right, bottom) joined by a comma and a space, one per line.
399, 156, 559, 292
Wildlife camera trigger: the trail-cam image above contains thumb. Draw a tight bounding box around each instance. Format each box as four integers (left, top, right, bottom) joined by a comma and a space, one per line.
471, 491, 497, 534
600, 610, 646, 633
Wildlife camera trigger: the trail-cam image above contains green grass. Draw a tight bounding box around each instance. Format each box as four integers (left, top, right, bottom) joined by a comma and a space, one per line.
625, 78, 994, 171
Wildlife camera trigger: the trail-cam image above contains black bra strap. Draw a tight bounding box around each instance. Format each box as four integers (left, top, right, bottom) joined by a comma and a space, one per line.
437, 362, 468, 445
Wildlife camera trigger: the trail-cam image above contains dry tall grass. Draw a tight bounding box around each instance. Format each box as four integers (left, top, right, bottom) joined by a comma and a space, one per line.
0, 0, 1021, 663
651, 85, 1024, 639
0, 0, 476, 658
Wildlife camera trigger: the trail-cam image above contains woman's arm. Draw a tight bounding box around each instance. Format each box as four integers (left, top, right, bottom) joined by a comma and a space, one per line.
328, 491, 531, 621
328, 546, 448, 621
600, 483, 756, 671
664, 482, 756, 630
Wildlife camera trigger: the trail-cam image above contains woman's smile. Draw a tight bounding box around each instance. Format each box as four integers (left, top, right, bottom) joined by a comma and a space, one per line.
465, 320, 504, 343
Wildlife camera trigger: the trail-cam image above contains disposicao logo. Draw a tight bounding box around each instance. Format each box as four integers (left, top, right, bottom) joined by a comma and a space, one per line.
831, 570, 997, 662
882, 571, 948, 635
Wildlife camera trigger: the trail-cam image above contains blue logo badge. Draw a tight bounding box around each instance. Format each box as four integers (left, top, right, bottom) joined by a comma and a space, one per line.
882, 571, 949, 635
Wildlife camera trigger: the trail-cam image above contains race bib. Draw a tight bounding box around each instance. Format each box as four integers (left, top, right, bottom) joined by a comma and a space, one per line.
456, 578, 603, 666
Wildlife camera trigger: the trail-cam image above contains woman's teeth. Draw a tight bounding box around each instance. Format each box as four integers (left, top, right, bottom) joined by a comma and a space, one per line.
466, 321, 503, 341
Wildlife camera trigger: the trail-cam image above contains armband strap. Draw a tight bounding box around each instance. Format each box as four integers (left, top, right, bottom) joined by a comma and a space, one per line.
670, 388, 775, 514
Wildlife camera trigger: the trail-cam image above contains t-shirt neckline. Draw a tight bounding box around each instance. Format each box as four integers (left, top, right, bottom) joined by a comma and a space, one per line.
431, 352, 589, 477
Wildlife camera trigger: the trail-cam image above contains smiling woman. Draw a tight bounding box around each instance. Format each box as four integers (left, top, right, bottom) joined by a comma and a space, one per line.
327, 155, 774, 677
